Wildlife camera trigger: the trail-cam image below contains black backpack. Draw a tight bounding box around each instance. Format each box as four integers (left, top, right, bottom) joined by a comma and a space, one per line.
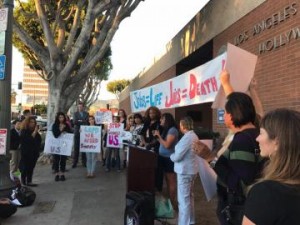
10, 186, 36, 207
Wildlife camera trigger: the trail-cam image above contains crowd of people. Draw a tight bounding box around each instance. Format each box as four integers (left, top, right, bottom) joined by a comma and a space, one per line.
2, 69, 300, 224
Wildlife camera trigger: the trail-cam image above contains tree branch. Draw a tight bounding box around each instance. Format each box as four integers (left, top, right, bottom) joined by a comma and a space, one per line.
13, 21, 50, 70
64, 2, 84, 55
59, 0, 98, 82
34, 0, 59, 62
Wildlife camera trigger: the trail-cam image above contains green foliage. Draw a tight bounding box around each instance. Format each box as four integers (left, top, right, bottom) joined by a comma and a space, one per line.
33, 103, 47, 115
13, 0, 45, 68
106, 79, 131, 96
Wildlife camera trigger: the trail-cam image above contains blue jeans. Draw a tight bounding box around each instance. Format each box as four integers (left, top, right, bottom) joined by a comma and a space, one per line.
86, 152, 97, 174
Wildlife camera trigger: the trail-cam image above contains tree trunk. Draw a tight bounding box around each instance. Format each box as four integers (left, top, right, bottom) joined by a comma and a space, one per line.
47, 83, 62, 128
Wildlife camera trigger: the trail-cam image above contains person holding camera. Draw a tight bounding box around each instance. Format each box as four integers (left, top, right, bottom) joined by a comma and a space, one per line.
19, 116, 42, 186
242, 109, 300, 225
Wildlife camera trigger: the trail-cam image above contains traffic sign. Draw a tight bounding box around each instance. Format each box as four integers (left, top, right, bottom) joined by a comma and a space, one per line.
0, 55, 6, 80
0, 32, 5, 55
217, 109, 225, 124
0, 8, 8, 32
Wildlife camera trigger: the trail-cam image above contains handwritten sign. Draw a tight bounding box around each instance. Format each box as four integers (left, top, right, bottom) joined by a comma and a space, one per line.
0, 8, 8, 32
95, 110, 112, 124
44, 132, 74, 156
0, 129, 7, 155
130, 53, 226, 112
80, 126, 101, 153
106, 123, 124, 148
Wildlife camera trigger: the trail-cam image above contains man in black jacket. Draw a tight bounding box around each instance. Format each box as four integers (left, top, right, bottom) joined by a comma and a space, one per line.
72, 102, 89, 168
10, 119, 22, 178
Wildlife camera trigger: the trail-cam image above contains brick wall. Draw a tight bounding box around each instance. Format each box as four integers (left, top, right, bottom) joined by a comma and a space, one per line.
213, 0, 300, 136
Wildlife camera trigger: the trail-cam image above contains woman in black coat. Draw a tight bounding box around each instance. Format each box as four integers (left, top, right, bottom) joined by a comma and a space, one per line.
19, 116, 41, 186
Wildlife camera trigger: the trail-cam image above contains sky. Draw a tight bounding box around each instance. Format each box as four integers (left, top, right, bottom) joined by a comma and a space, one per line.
12, 0, 210, 101
101, 0, 210, 99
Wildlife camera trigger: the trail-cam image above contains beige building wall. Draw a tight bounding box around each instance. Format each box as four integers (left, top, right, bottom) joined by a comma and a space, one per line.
22, 65, 48, 108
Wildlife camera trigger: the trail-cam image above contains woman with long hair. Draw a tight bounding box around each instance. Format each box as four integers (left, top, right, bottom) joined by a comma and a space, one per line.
86, 115, 99, 178
153, 113, 179, 211
140, 106, 162, 151
19, 116, 41, 186
243, 109, 300, 225
52, 112, 72, 181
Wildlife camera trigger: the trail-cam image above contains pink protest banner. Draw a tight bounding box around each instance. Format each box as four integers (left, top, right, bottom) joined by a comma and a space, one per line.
0, 129, 7, 155
106, 123, 124, 148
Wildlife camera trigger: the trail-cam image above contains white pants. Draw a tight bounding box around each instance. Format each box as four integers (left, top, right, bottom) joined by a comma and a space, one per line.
177, 173, 196, 225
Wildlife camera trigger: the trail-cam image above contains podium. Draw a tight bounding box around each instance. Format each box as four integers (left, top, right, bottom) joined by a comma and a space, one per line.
126, 144, 157, 193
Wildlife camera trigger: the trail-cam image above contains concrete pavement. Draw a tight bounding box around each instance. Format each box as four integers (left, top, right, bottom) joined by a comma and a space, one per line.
1, 159, 219, 225
2, 160, 126, 225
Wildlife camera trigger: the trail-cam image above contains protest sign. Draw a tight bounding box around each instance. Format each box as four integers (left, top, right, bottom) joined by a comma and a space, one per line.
80, 125, 101, 153
0, 129, 7, 155
106, 123, 124, 148
95, 110, 112, 124
130, 53, 226, 112
212, 43, 258, 109
44, 132, 74, 156
197, 139, 217, 201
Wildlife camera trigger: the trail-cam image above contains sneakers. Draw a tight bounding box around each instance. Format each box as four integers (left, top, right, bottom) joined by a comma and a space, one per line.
55, 175, 59, 182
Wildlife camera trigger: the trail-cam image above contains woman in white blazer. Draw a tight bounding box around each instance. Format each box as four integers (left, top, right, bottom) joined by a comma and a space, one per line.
170, 116, 199, 225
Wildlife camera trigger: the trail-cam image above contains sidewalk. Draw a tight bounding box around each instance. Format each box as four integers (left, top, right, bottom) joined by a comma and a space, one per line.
2, 161, 126, 225
1, 160, 219, 225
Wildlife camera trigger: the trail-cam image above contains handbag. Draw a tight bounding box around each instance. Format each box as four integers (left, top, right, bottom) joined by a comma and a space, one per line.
221, 191, 245, 225
155, 195, 174, 218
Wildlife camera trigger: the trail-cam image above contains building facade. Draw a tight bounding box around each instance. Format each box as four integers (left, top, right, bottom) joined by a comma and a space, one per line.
119, 0, 300, 138
22, 64, 48, 109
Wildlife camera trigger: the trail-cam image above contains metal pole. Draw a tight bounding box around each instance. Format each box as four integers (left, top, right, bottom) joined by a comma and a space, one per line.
0, 0, 15, 196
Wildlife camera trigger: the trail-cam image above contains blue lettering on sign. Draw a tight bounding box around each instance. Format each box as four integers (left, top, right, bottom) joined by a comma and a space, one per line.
0, 55, 6, 80
133, 88, 163, 110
